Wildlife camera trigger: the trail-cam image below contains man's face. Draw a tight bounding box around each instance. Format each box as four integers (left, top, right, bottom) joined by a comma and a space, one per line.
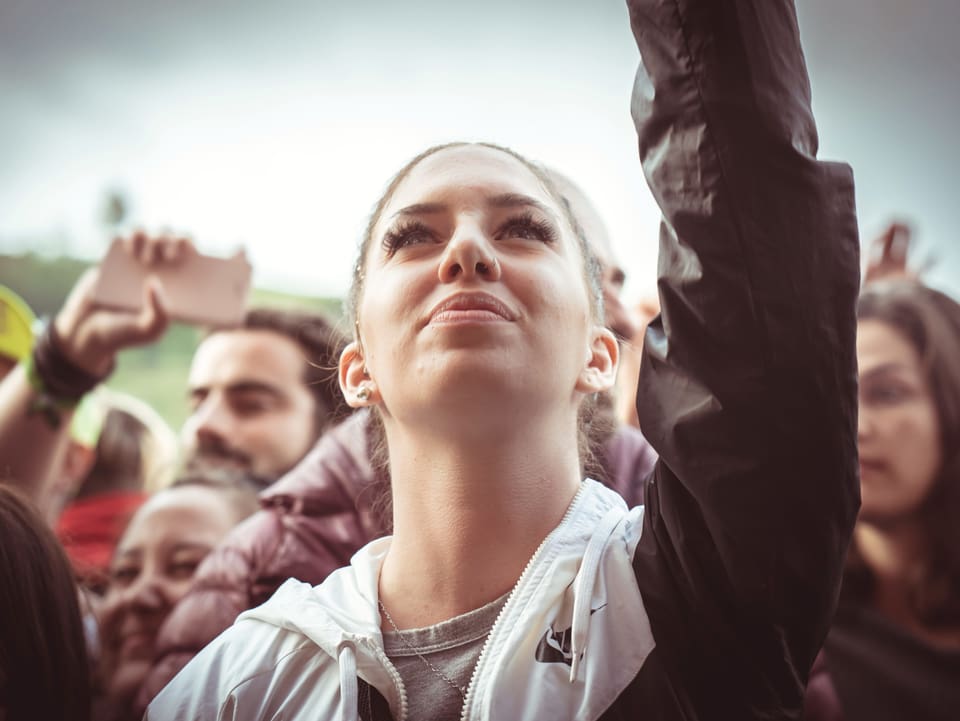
180, 329, 319, 481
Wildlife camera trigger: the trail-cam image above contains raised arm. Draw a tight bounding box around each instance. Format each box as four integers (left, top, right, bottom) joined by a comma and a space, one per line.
0, 234, 183, 516
627, 0, 860, 716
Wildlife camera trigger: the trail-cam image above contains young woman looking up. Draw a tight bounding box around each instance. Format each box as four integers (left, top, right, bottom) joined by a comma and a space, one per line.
346, 142, 617, 631
148, 1, 860, 719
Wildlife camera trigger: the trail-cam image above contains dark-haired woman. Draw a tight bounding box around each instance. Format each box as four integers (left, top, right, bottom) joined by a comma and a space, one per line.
148, 2, 860, 719
0, 486, 91, 721
804, 281, 960, 721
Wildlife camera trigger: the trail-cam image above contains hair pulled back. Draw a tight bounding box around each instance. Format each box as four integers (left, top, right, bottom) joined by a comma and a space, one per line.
345, 141, 604, 335
344, 142, 612, 530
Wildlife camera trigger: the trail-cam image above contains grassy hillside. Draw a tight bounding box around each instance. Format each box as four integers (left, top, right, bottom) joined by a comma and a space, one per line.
0, 252, 343, 431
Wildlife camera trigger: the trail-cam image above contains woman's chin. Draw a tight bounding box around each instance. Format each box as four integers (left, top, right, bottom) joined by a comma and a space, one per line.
107, 659, 151, 703
410, 376, 542, 419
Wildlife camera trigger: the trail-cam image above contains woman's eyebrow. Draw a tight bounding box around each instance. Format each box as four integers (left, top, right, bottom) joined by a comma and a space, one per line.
487, 192, 553, 216
391, 202, 448, 219
112, 548, 142, 560
390, 194, 555, 220
169, 542, 214, 555
859, 362, 911, 381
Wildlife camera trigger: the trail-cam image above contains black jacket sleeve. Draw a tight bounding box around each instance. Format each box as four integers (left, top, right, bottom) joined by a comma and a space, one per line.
626, 1, 861, 717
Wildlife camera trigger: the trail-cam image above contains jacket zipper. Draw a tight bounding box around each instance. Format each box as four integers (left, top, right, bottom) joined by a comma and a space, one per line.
363, 638, 408, 721
458, 482, 589, 721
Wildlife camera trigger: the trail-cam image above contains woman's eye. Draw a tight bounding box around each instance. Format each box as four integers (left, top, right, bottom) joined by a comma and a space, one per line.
864, 383, 911, 405
168, 560, 201, 579
109, 566, 139, 587
382, 221, 436, 255
496, 213, 556, 243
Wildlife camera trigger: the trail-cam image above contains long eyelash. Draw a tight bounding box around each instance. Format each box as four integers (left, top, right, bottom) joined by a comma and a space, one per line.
500, 211, 558, 243
381, 219, 434, 256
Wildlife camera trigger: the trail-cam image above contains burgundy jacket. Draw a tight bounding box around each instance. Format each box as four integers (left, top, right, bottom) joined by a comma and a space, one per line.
137, 409, 657, 709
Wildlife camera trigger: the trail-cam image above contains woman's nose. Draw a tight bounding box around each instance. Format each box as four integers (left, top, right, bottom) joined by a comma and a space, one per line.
438, 223, 500, 282
101, 571, 167, 639
121, 571, 167, 611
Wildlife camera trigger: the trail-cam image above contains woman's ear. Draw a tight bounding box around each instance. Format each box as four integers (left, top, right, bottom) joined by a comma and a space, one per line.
575, 326, 619, 394
339, 341, 379, 407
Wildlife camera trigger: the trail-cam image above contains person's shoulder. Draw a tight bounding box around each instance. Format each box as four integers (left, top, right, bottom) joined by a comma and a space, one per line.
573, 480, 645, 555
224, 613, 325, 682
604, 424, 657, 505
148, 609, 334, 720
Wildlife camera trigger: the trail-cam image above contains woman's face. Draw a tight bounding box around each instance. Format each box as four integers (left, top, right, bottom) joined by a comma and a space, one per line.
348, 145, 616, 427
856, 319, 943, 524
98, 486, 241, 702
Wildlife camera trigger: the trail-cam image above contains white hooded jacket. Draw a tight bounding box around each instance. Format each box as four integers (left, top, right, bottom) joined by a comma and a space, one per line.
147, 480, 653, 721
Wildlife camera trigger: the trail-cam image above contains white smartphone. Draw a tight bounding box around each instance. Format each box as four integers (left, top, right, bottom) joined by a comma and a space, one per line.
90, 239, 252, 327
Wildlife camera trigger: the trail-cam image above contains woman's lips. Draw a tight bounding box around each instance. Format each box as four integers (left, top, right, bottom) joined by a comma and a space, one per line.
427, 293, 516, 325
858, 458, 886, 475
431, 308, 511, 323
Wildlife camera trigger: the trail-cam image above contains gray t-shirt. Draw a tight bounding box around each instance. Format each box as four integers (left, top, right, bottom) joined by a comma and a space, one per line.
383, 593, 508, 721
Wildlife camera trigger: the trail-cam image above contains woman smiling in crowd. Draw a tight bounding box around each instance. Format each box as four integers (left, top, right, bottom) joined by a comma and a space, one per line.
95, 472, 258, 721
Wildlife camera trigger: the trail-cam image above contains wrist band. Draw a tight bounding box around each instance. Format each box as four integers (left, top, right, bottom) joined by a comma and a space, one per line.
32, 322, 114, 400
23, 352, 77, 429
24, 323, 114, 428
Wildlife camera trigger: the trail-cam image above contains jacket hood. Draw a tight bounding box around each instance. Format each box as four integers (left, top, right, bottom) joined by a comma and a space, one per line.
241, 537, 402, 720
238, 479, 651, 721
241, 537, 388, 645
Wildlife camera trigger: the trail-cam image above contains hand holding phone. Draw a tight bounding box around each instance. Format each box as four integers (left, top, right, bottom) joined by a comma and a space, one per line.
51, 232, 252, 377
91, 236, 252, 327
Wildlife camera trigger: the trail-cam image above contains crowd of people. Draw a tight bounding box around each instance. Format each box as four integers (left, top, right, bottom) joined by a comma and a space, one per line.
1, 1, 956, 719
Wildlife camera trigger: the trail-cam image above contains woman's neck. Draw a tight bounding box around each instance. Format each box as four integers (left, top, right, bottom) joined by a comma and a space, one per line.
855, 519, 934, 632
856, 521, 960, 648
378, 415, 582, 628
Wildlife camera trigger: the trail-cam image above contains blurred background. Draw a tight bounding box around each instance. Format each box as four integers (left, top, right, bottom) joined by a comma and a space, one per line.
1, 0, 957, 426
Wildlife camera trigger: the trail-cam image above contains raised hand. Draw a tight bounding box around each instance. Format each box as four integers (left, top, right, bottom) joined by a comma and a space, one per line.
53, 231, 194, 375
864, 222, 915, 285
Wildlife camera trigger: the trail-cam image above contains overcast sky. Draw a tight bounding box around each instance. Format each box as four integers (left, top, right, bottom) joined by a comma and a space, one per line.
1, 0, 957, 300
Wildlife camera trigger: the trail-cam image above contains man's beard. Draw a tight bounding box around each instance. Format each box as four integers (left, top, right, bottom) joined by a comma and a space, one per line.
183, 439, 273, 489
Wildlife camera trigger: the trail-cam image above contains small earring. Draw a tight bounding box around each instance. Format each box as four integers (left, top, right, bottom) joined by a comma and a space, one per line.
356, 385, 372, 402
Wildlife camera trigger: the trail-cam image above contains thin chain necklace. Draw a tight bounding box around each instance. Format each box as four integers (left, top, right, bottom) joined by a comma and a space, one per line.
378, 600, 468, 704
